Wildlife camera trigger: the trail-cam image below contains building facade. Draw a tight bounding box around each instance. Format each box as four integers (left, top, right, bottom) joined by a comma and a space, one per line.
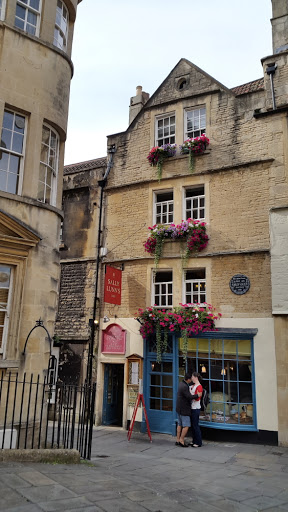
0, 0, 82, 380
55, 157, 107, 386
94, 0, 288, 445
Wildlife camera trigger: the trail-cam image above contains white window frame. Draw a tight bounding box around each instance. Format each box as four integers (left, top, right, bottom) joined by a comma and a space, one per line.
183, 186, 205, 221
153, 189, 174, 225
15, 0, 42, 37
0, 0, 7, 21
184, 107, 206, 140
54, 0, 69, 52
155, 112, 176, 147
38, 124, 60, 206
152, 271, 173, 309
0, 109, 27, 196
183, 269, 206, 305
0, 265, 13, 356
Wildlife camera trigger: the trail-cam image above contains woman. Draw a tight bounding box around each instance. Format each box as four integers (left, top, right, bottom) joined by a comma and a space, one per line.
189, 372, 203, 447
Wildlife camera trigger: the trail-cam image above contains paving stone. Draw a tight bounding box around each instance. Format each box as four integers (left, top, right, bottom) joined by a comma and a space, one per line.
37, 496, 94, 511
0, 473, 32, 488
18, 471, 57, 486
241, 495, 287, 510
94, 497, 149, 512
5, 505, 42, 512
20, 484, 77, 504
207, 498, 258, 511
0, 488, 29, 510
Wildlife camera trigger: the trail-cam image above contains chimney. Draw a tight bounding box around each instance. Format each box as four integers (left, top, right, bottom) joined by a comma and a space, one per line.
271, 0, 288, 54
129, 85, 150, 125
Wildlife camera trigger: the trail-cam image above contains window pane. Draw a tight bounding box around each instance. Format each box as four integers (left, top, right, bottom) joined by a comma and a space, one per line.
150, 398, 161, 410
3, 111, 13, 130
30, 0, 40, 9
0, 170, 7, 191
162, 375, 173, 387
12, 132, 24, 154
9, 155, 20, 174
150, 386, 160, 398
0, 151, 9, 171
151, 374, 160, 386
1, 129, 12, 150
15, 17, 25, 30
162, 400, 173, 411
7, 172, 18, 194
16, 4, 26, 19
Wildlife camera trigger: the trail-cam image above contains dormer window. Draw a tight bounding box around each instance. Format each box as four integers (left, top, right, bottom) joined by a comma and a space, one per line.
155, 113, 175, 146
15, 0, 41, 36
185, 107, 206, 139
54, 0, 69, 52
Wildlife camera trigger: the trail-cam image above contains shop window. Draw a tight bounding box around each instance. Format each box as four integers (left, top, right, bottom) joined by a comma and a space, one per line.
0, 265, 12, 354
0, 110, 26, 195
150, 360, 173, 411
185, 107, 206, 139
38, 125, 59, 206
178, 337, 256, 429
152, 271, 173, 308
185, 186, 205, 220
155, 113, 175, 146
0, 0, 6, 20
154, 190, 173, 224
184, 269, 206, 304
15, 0, 41, 36
54, 0, 69, 52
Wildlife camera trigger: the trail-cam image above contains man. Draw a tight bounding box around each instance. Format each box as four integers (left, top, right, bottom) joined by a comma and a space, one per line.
176, 372, 200, 447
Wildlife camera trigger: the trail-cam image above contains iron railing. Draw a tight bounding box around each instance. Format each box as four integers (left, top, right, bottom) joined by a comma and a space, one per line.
0, 372, 96, 459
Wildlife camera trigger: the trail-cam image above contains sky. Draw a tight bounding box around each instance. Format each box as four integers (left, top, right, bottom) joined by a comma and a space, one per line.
64, 0, 273, 165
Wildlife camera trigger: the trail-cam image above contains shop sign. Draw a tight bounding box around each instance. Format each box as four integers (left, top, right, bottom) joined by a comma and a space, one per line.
229, 274, 250, 295
104, 266, 122, 305
102, 323, 126, 354
128, 387, 139, 407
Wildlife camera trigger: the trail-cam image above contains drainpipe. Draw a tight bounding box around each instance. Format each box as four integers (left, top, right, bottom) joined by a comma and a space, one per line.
87, 144, 116, 386
266, 63, 277, 110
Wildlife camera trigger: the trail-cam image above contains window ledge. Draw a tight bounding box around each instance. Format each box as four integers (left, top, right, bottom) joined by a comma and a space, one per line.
0, 190, 63, 219
0, 360, 20, 368
164, 149, 211, 164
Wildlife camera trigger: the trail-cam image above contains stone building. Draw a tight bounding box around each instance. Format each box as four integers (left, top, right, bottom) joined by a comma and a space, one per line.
0, 0, 82, 380
93, 0, 288, 445
55, 157, 106, 386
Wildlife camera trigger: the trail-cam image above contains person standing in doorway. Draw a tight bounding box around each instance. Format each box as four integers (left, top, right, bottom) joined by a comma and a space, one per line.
176, 372, 200, 447
190, 372, 203, 447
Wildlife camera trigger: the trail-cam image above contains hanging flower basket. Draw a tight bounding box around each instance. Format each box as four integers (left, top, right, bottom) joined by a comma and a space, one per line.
144, 219, 209, 267
180, 134, 210, 173
136, 303, 222, 362
147, 144, 177, 182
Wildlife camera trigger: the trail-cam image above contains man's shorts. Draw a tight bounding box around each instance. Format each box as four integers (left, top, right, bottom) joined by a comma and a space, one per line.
177, 413, 191, 428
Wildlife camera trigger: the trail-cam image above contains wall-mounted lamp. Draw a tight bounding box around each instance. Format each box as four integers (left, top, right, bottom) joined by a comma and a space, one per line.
221, 368, 226, 376
201, 364, 207, 373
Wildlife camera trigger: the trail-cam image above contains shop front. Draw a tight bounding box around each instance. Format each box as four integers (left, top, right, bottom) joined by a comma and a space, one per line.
143, 329, 258, 437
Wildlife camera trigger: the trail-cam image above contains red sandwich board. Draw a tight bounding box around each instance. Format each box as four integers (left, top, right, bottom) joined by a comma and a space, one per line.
127, 382, 152, 442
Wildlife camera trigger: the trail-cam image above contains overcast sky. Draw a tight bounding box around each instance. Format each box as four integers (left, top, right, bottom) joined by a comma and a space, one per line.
64, 0, 273, 165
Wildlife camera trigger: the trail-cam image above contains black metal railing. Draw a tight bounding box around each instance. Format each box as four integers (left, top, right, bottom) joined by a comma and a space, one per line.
0, 372, 96, 459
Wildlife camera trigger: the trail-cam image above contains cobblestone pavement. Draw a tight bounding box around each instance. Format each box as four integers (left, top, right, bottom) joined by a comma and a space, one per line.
0, 427, 288, 511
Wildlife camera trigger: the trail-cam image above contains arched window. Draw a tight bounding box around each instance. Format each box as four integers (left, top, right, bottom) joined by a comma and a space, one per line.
54, 0, 69, 52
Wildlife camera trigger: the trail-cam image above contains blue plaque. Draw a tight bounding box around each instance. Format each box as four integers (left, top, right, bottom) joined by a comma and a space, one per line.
229, 274, 250, 295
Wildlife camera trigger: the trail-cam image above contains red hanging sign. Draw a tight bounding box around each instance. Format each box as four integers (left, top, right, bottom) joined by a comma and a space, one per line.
104, 265, 122, 305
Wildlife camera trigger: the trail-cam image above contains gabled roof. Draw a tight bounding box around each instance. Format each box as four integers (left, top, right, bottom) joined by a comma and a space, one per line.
231, 78, 264, 96
64, 157, 107, 175
144, 58, 232, 111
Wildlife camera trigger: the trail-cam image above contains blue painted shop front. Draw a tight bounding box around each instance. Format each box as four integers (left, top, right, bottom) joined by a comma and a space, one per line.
142, 329, 258, 436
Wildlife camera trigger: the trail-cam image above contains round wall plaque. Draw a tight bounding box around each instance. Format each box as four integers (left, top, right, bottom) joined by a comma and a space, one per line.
229, 274, 250, 295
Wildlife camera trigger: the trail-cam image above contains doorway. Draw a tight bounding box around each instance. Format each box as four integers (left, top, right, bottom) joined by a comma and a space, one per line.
102, 364, 124, 426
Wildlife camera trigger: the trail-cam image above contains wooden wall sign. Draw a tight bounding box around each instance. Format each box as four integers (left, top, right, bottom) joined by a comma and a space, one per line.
229, 274, 250, 295
102, 323, 126, 354
104, 265, 122, 305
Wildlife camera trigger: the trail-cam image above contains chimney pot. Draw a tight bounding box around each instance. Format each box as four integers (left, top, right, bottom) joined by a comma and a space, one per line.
136, 85, 142, 96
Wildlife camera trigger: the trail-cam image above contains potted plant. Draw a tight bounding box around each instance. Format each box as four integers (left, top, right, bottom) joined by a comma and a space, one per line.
147, 144, 177, 182
136, 303, 221, 362
144, 219, 209, 267
180, 134, 210, 172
